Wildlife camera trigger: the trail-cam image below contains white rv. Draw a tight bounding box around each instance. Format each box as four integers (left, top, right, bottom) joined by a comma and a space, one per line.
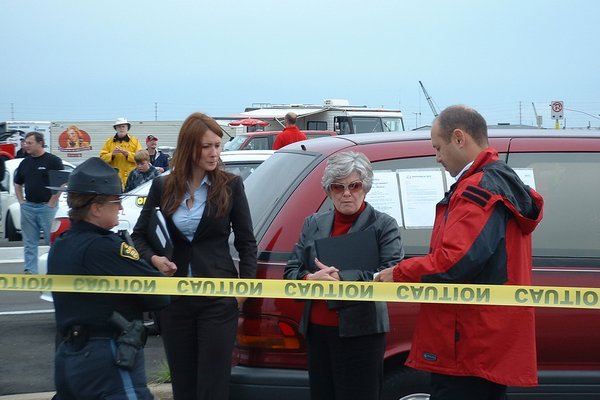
233, 99, 405, 134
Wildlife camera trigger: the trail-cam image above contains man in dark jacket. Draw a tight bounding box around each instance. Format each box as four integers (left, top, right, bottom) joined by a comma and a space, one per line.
376, 105, 544, 400
145, 135, 170, 172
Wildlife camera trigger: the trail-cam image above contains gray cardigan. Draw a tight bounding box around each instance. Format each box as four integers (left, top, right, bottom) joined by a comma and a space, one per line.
284, 202, 404, 337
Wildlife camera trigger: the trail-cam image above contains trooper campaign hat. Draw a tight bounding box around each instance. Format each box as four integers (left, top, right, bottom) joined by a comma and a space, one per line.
47, 157, 134, 196
113, 117, 131, 131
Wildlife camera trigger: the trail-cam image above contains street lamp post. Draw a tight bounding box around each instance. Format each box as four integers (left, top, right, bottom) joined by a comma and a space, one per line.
564, 108, 600, 120
563, 108, 600, 129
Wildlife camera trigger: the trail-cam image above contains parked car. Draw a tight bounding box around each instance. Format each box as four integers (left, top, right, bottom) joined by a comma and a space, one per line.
0, 158, 75, 241
230, 130, 600, 399
38, 150, 274, 301
224, 130, 336, 151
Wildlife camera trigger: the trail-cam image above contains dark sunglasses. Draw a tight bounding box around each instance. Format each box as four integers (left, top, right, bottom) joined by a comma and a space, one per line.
329, 181, 363, 195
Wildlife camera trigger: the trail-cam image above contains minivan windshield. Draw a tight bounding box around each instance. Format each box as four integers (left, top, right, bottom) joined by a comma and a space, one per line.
244, 151, 317, 238
224, 135, 249, 151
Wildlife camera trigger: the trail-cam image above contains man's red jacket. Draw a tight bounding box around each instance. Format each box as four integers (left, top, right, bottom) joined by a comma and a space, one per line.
272, 126, 307, 150
393, 148, 544, 387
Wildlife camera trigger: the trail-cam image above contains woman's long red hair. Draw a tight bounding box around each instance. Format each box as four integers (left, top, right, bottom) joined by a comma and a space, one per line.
161, 112, 232, 217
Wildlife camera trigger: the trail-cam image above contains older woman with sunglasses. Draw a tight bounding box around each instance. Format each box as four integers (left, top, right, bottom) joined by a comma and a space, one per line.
284, 151, 404, 400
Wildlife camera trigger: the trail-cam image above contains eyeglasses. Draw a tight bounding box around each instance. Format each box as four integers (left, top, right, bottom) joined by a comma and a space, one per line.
329, 181, 364, 195
106, 198, 124, 205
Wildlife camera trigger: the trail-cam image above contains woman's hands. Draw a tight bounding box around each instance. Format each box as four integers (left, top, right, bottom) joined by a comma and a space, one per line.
151, 255, 177, 276
305, 258, 340, 281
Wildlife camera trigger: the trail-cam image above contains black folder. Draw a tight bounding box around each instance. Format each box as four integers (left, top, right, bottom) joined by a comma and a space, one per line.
314, 229, 380, 271
147, 207, 173, 259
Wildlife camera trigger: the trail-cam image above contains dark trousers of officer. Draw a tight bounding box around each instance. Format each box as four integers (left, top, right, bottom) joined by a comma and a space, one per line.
306, 324, 386, 400
430, 373, 508, 400
159, 296, 239, 400
55, 337, 152, 400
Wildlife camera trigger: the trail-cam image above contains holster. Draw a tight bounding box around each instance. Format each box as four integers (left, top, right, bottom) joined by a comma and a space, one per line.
109, 312, 148, 370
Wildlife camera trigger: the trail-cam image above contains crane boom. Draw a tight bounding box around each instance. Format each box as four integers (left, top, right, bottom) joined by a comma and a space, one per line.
419, 80, 439, 117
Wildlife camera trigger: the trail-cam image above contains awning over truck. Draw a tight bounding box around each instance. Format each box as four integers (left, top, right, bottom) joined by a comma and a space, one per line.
231, 108, 326, 120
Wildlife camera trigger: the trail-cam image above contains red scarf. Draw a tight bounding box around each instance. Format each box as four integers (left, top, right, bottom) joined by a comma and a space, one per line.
309, 202, 366, 326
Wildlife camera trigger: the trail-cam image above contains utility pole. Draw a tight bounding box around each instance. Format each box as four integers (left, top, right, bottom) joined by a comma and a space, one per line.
10, 103, 14, 120
519, 101, 522, 125
154, 102, 158, 121
413, 112, 421, 129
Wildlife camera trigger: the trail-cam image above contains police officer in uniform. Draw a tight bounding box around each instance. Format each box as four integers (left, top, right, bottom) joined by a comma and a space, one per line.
48, 157, 170, 400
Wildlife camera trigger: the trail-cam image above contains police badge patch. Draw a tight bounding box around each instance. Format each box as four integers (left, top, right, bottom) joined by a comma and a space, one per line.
120, 243, 140, 260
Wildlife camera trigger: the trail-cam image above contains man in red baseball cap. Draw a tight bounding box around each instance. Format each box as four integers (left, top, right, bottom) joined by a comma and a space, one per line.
145, 135, 170, 173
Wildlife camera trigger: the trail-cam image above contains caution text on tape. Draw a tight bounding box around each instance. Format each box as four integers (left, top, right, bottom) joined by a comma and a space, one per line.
1, 274, 599, 310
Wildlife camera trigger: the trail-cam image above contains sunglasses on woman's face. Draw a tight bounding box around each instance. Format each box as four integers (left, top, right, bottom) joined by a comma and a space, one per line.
329, 181, 363, 195
106, 197, 124, 205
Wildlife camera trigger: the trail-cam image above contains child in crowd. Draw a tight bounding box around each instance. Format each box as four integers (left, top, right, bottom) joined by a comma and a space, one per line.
124, 149, 161, 192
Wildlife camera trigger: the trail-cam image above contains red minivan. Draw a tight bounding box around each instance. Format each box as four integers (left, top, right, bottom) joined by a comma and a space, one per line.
230, 130, 600, 399
224, 130, 336, 151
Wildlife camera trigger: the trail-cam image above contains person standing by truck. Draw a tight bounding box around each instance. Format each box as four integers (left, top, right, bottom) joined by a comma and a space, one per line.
16, 135, 28, 158
284, 151, 404, 400
132, 112, 257, 400
124, 149, 161, 192
99, 117, 142, 189
14, 132, 63, 274
272, 112, 307, 150
376, 105, 544, 400
48, 157, 170, 399
145, 135, 170, 172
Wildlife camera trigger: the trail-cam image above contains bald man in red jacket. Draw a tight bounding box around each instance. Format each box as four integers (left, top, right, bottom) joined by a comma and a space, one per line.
272, 112, 307, 150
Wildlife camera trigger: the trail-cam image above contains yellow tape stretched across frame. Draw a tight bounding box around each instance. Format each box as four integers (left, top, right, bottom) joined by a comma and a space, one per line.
1, 274, 599, 310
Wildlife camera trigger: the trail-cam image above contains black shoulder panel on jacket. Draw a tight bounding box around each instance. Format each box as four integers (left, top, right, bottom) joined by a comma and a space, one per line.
479, 161, 536, 218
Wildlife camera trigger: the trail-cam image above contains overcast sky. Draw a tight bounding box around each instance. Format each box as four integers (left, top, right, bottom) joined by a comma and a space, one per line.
1, 0, 599, 130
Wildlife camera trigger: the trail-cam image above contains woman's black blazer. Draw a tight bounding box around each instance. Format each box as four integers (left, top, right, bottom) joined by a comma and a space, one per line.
131, 174, 257, 280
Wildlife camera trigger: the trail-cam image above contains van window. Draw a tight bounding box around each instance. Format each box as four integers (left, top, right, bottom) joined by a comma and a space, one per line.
317, 156, 442, 256
507, 152, 600, 259
352, 117, 383, 134
307, 121, 327, 130
245, 152, 319, 237
226, 135, 248, 151
246, 136, 270, 150
382, 117, 404, 132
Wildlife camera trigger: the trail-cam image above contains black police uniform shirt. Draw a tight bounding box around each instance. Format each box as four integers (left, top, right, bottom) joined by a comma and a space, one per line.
14, 152, 64, 203
48, 221, 169, 334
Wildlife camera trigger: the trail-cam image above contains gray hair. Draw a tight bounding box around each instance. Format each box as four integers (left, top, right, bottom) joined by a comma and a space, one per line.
322, 151, 373, 193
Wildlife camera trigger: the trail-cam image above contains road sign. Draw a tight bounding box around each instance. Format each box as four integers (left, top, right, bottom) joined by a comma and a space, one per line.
551, 101, 564, 120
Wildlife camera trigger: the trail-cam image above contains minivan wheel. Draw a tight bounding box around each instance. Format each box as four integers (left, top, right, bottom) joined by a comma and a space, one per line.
6, 213, 22, 242
382, 367, 431, 400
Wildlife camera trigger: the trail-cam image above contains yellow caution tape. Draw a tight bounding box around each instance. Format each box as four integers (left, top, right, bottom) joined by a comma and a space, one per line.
1, 274, 599, 310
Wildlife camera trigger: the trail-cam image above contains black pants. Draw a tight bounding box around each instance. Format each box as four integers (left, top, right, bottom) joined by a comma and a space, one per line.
159, 296, 239, 400
430, 373, 508, 400
306, 324, 386, 400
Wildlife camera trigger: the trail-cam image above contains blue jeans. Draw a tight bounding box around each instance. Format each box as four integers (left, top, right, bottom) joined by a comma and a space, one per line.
20, 202, 57, 274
